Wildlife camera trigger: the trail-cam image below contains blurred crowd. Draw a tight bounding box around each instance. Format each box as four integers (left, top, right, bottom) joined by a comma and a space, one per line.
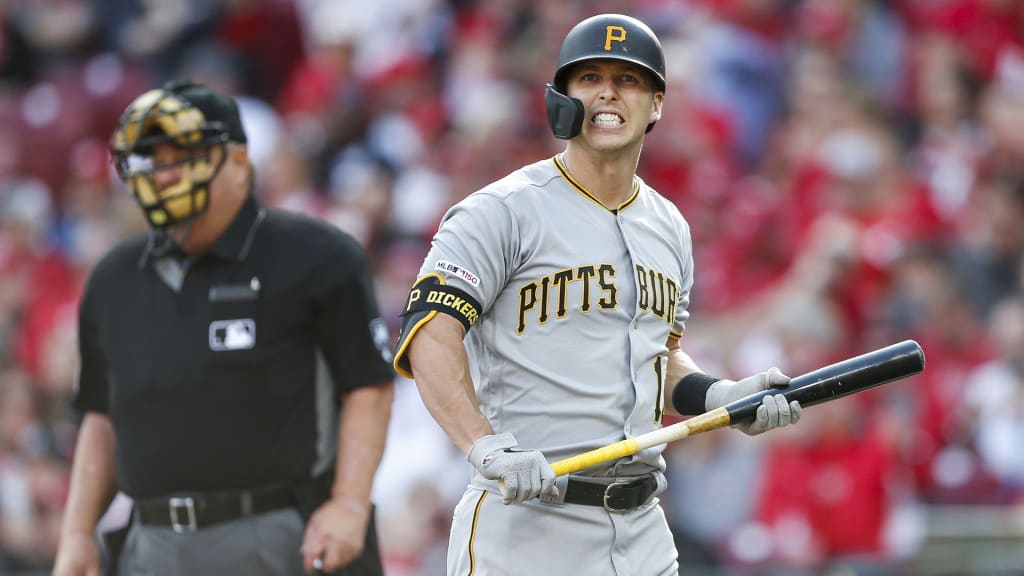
0, 0, 1023, 574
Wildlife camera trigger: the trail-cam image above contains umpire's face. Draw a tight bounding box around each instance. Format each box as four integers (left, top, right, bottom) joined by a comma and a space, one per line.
564, 59, 663, 153
151, 141, 251, 252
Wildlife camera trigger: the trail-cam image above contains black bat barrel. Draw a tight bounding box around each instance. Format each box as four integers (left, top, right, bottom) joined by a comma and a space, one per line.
725, 340, 926, 423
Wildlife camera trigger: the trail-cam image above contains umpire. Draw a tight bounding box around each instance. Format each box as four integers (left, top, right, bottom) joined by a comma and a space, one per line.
53, 80, 395, 576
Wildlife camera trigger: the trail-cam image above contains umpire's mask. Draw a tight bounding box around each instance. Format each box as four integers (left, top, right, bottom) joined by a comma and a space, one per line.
110, 80, 247, 228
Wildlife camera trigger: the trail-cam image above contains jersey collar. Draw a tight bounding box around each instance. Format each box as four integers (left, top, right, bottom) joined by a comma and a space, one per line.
553, 155, 641, 213
139, 194, 266, 269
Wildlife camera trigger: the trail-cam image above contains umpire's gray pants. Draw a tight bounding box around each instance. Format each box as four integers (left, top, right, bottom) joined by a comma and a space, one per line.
118, 508, 307, 576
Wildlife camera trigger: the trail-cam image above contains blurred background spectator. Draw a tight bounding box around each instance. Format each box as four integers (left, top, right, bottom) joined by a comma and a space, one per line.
1, 0, 1023, 574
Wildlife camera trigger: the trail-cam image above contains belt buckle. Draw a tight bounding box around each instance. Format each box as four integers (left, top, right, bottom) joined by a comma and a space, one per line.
169, 496, 198, 533
602, 481, 633, 513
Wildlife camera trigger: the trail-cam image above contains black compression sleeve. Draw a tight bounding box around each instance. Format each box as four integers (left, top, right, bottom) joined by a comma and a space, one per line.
671, 372, 721, 415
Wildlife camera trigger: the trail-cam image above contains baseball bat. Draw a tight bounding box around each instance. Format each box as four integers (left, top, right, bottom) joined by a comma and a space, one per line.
549, 339, 925, 477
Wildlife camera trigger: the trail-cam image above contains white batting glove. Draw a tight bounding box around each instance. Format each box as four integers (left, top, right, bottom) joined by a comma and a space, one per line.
468, 433, 558, 504
705, 368, 803, 435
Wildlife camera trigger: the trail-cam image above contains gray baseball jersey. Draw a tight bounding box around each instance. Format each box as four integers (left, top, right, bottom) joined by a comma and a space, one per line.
402, 155, 693, 478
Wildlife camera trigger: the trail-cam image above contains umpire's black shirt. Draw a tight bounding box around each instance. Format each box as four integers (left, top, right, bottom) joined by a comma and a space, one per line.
74, 195, 394, 498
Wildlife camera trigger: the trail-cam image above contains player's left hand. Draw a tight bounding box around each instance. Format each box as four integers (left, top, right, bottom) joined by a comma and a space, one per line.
300, 496, 370, 574
706, 368, 802, 435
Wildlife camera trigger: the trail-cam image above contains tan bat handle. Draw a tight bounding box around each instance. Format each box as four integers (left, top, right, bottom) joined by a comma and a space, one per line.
549, 408, 731, 477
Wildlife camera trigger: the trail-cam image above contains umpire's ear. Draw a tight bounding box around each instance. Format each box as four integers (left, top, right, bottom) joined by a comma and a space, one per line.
224, 144, 250, 190
228, 143, 249, 167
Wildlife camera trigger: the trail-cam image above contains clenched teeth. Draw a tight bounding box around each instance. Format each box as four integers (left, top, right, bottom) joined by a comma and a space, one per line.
593, 113, 624, 126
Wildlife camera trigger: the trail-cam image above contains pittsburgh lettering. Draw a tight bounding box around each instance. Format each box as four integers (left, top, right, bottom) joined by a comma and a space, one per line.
515, 263, 678, 333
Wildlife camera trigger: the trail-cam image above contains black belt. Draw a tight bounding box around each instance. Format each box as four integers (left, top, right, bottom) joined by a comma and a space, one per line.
134, 484, 296, 532
563, 475, 658, 512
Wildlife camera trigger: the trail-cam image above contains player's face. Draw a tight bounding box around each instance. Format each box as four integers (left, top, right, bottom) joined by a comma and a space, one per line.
565, 60, 663, 153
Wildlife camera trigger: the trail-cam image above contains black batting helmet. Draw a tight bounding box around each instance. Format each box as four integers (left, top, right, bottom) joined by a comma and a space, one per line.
545, 14, 666, 139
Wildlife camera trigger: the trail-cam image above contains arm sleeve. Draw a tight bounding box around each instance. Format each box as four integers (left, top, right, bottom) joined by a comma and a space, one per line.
314, 234, 395, 395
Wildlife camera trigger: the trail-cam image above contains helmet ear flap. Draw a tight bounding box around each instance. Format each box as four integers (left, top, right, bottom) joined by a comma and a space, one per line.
545, 83, 585, 140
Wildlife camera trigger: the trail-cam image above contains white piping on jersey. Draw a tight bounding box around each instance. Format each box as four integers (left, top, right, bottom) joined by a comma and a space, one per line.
553, 154, 641, 213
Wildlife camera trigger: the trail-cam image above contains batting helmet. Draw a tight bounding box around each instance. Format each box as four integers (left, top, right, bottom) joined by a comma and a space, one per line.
545, 14, 666, 139
110, 80, 246, 228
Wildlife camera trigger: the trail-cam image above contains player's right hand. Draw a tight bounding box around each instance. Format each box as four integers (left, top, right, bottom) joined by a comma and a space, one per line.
53, 532, 102, 576
706, 368, 802, 436
468, 433, 558, 504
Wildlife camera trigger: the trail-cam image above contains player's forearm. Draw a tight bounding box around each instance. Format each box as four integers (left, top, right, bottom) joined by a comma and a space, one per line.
60, 413, 118, 538
331, 382, 394, 512
406, 315, 494, 454
662, 339, 704, 417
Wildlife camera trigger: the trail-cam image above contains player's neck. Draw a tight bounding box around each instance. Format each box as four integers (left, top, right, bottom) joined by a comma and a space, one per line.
560, 149, 640, 209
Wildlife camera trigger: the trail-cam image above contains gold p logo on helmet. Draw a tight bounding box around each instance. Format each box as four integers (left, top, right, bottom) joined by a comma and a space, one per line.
604, 26, 626, 51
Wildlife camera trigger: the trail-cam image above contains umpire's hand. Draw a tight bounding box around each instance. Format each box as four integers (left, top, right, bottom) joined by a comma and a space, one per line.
706, 368, 803, 435
300, 496, 370, 574
468, 433, 558, 504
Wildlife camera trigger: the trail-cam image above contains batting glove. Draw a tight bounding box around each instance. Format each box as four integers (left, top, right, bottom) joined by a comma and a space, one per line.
705, 368, 803, 435
468, 433, 558, 504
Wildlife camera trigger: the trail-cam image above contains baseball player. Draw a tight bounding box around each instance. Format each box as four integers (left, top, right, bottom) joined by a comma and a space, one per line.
392, 13, 802, 575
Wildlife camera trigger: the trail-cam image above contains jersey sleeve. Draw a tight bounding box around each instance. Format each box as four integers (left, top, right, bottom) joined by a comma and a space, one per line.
314, 233, 395, 394
72, 272, 110, 415
672, 214, 695, 338
391, 192, 518, 377
417, 191, 518, 311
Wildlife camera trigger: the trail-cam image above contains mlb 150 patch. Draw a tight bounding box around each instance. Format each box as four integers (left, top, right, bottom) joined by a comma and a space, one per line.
434, 260, 480, 287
